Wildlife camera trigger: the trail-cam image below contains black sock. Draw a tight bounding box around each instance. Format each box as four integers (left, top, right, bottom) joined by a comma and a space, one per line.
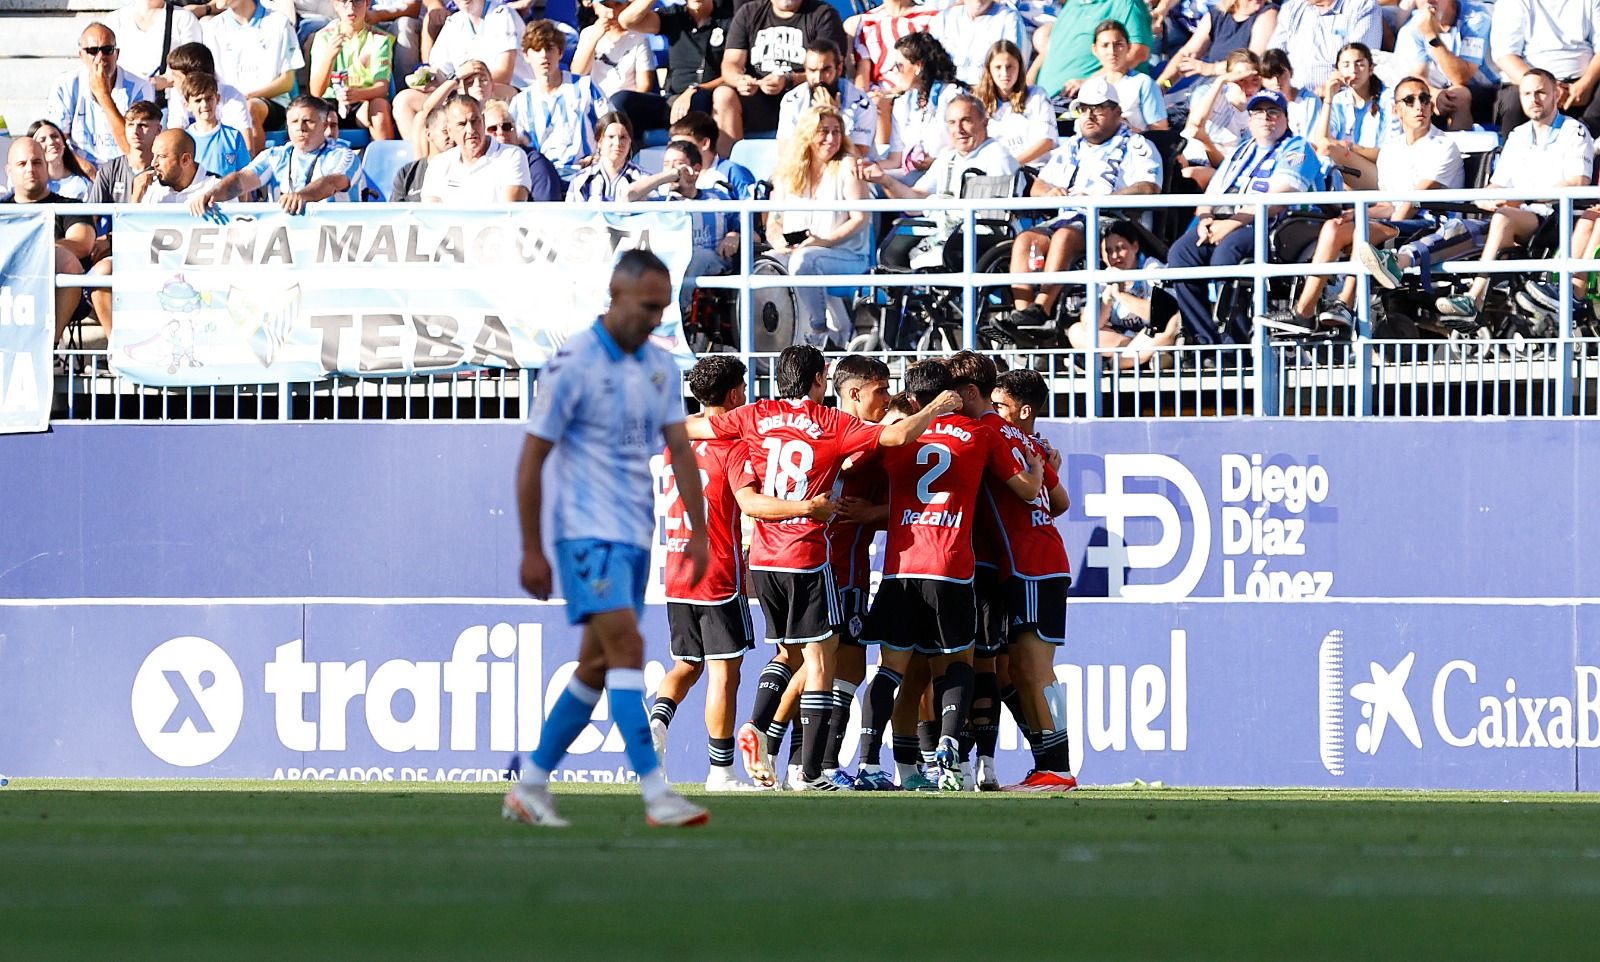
765, 719, 788, 759
708, 736, 735, 770
789, 714, 807, 767
973, 671, 1000, 759
824, 683, 855, 771
917, 720, 939, 765
649, 695, 677, 729
1037, 726, 1072, 774
750, 660, 792, 734
936, 662, 975, 743
1001, 684, 1031, 747
858, 668, 902, 768
891, 734, 921, 767
799, 691, 833, 780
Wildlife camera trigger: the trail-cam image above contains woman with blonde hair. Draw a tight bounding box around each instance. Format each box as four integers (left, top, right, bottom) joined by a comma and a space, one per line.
975, 40, 1056, 165
766, 105, 873, 346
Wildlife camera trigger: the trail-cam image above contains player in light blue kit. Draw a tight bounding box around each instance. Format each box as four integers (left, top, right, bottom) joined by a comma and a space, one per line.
502, 249, 713, 829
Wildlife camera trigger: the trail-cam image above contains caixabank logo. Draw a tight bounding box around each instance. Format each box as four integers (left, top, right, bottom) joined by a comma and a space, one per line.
1317, 630, 1600, 776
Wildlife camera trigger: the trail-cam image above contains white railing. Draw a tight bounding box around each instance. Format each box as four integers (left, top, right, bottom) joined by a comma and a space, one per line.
44, 186, 1600, 419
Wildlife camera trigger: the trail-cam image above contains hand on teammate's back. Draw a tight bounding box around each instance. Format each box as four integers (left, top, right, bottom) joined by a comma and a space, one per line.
805, 496, 840, 522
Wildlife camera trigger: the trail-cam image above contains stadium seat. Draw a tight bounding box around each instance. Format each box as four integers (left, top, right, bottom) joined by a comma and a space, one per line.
636, 145, 668, 174
358, 140, 417, 202
728, 138, 781, 182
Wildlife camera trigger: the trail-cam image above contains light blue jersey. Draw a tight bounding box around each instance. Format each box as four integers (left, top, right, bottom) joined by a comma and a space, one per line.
46, 67, 155, 166
508, 74, 606, 174
526, 320, 686, 550
242, 141, 360, 200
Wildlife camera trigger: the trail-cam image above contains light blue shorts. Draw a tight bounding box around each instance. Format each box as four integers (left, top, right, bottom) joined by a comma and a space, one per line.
555, 539, 650, 625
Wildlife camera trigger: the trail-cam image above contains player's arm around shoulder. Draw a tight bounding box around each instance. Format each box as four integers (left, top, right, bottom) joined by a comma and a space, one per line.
994, 426, 1045, 502
878, 390, 963, 446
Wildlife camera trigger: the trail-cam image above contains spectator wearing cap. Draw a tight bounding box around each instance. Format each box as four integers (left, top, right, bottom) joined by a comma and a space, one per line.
777, 40, 878, 157
1266, 0, 1381, 98
1003, 76, 1162, 330
716, 0, 848, 146
203, 0, 304, 143
1166, 87, 1323, 344
614, 0, 734, 146
46, 21, 155, 166
1491, 0, 1600, 136
928, 0, 1030, 87
422, 94, 533, 203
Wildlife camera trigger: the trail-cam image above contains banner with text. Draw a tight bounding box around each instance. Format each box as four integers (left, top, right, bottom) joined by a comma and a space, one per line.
0, 211, 54, 434
108, 207, 694, 386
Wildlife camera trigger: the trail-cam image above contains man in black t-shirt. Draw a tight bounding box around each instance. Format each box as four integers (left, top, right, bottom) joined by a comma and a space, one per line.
616, 0, 735, 145
717, 0, 847, 144
2, 138, 96, 346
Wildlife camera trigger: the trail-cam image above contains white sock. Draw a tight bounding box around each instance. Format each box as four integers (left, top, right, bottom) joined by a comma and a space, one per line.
707, 763, 735, 778
896, 760, 919, 783
520, 764, 551, 788
639, 768, 671, 804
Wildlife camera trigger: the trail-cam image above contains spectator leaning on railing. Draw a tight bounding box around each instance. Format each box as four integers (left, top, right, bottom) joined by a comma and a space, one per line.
422, 94, 533, 203
187, 94, 359, 216
1266, 76, 1462, 331
1356, 69, 1596, 325
1167, 88, 1323, 345
1003, 76, 1162, 332
47, 22, 154, 167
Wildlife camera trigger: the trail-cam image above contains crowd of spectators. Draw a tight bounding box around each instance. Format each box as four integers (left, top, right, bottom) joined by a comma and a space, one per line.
11, 0, 1600, 350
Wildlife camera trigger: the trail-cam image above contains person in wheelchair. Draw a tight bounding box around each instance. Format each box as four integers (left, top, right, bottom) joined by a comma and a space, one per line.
637, 139, 741, 319
766, 104, 875, 347
1167, 88, 1323, 344
1263, 76, 1462, 331
861, 91, 1020, 272
1354, 70, 1593, 327
1065, 218, 1182, 368
1001, 76, 1162, 333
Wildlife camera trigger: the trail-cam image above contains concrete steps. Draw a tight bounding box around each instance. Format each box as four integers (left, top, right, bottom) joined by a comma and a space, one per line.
0, 7, 120, 139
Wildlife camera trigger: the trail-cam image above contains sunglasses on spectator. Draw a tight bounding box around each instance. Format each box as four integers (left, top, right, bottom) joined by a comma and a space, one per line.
81, 44, 117, 56
1398, 92, 1433, 107
488, 122, 517, 132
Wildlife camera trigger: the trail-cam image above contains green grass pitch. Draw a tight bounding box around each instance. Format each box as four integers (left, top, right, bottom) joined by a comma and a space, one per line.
2, 780, 1596, 960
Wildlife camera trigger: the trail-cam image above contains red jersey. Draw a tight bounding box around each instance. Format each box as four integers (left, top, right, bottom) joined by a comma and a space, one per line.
709, 398, 883, 571
827, 448, 887, 591
879, 413, 1023, 581
853, 5, 938, 90
659, 437, 754, 604
979, 425, 1071, 579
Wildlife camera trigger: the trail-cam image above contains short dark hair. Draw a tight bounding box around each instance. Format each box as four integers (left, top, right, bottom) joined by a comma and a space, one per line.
887, 391, 920, 417
613, 248, 670, 286
945, 351, 998, 395
831, 354, 890, 395
1259, 48, 1291, 80
1093, 18, 1130, 42
1524, 67, 1559, 88
180, 71, 218, 100
166, 41, 215, 75
125, 100, 163, 123
670, 111, 718, 146
904, 358, 953, 406
1393, 75, 1430, 99
288, 93, 331, 116
1103, 218, 1144, 250
805, 38, 842, 61
687, 355, 747, 406
443, 93, 481, 117
775, 345, 826, 399
664, 138, 703, 164
995, 368, 1047, 412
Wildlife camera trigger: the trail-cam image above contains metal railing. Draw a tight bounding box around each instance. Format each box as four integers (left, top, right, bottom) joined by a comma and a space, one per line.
42, 187, 1600, 421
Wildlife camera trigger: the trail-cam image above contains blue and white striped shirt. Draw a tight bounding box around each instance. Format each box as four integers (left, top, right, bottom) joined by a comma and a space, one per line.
527, 320, 686, 549
242, 141, 361, 200
46, 67, 155, 166
508, 73, 606, 174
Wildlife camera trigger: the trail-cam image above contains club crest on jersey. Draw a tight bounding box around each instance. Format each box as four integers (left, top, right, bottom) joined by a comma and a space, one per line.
651, 371, 666, 387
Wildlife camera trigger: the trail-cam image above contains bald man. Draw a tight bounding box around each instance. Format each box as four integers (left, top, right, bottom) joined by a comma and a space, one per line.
134, 129, 217, 204
0, 139, 96, 346
44, 22, 155, 165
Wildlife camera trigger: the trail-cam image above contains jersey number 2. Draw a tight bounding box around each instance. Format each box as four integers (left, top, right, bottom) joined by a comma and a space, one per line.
916, 443, 952, 504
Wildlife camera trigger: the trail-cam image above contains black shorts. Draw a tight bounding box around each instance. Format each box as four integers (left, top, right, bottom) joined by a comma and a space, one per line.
668, 596, 755, 662
260, 98, 287, 131
974, 566, 1008, 657
753, 567, 840, 645
1005, 575, 1069, 645
836, 584, 869, 648
739, 89, 783, 133
860, 577, 977, 656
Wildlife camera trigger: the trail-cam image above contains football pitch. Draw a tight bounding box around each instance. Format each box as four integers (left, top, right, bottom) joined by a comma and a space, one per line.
2, 781, 1596, 961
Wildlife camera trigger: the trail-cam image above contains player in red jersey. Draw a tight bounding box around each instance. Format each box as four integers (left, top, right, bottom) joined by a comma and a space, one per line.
687, 345, 959, 790
856, 358, 1043, 791
991, 367, 1078, 792
649, 356, 836, 792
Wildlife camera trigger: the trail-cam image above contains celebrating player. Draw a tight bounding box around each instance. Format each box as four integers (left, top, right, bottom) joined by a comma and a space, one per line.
503, 250, 710, 829
991, 367, 1078, 791
650, 355, 837, 792
687, 345, 960, 791
857, 358, 1043, 791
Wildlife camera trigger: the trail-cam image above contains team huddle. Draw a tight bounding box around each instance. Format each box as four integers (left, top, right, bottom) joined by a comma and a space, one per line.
658, 345, 1078, 794
502, 252, 1075, 829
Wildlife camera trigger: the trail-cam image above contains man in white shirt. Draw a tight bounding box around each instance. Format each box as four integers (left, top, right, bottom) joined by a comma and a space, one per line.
1268, 0, 1382, 96
203, 0, 304, 140
860, 92, 1019, 270
1490, 0, 1600, 135
1359, 70, 1594, 324
188, 95, 360, 216
134, 128, 218, 204
46, 22, 156, 166
1003, 77, 1163, 329
103, 0, 204, 81
929, 0, 1029, 87
422, 95, 534, 203
775, 40, 878, 156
